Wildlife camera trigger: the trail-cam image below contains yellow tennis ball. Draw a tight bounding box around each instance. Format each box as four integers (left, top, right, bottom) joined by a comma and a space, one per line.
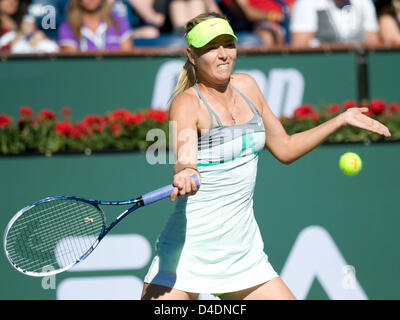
339, 152, 362, 176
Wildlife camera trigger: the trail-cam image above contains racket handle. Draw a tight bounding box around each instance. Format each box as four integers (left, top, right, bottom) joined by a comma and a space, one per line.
142, 174, 200, 206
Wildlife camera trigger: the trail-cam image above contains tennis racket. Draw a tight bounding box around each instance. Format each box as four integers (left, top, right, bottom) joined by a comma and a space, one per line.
3, 174, 199, 277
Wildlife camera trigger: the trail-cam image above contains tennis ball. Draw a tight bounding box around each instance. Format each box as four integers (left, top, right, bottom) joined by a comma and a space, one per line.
339, 152, 362, 176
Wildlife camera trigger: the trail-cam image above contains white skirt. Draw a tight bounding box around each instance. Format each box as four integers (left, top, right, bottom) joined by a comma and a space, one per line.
144, 155, 279, 294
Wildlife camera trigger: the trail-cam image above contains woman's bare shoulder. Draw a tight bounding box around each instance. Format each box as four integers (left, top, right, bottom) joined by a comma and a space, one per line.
230, 73, 263, 103
230, 73, 260, 91
171, 86, 199, 106
169, 87, 200, 119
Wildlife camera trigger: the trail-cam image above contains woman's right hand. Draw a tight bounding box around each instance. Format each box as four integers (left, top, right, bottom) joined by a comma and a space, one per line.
170, 168, 201, 202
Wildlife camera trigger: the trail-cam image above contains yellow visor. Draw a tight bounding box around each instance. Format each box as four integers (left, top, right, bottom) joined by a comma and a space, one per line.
186, 18, 238, 48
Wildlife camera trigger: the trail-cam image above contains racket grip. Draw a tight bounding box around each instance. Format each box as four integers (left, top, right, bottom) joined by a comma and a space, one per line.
142, 174, 200, 206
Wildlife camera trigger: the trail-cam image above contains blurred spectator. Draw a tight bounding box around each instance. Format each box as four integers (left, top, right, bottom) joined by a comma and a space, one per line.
169, 0, 208, 34
123, 0, 164, 38
58, 0, 134, 52
204, 0, 224, 13
206, 0, 292, 47
375, 0, 400, 45
214, 0, 255, 33
0, 0, 25, 51
0, 0, 58, 53
290, 0, 381, 48
28, 0, 69, 41
235, 0, 294, 47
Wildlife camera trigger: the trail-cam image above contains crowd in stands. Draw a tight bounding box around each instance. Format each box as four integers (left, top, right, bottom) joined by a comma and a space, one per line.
0, 0, 399, 53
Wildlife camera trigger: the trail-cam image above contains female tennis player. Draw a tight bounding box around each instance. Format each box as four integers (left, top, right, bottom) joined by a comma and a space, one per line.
141, 12, 391, 300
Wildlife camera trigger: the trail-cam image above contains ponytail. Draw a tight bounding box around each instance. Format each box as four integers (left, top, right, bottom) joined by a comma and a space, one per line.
170, 59, 197, 101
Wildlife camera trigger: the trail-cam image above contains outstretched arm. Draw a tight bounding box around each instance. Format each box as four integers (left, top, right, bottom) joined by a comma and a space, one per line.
279, 107, 390, 164
242, 74, 391, 164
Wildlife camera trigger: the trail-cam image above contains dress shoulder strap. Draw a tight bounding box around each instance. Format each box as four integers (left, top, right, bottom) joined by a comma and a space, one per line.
193, 85, 223, 128
231, 84, 260, 116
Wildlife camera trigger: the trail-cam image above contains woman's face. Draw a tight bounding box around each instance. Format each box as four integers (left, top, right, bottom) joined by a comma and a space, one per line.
80, 0, 103, 12
0, 0, 19, 16
190, 34, 237, 85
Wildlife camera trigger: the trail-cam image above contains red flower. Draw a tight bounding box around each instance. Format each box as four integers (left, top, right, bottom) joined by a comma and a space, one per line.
72, 122, 86, 139
294, 104, 315, 119
19, 106, 33, 118
343, 100, 359, 110
112, 108, 130, 118
0, 114, 11, 128
54, 121, 74, 138
61, 106, 72, 116
369, 99, 386, 115
106, 108, 130, 123
308, 112, 320, 121
123, 113, 146, 126
110, 122, 122, 138
37, 109, 56, 121
135, 113, 146, 124
148, 109, 168, 123
328, 103, 341, 114
389, 103, 400, 113
83, 115, 105, 135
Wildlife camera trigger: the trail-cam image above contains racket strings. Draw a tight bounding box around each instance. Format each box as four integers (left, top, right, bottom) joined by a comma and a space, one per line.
5, 199, 104, 274
7, 201, 101, 272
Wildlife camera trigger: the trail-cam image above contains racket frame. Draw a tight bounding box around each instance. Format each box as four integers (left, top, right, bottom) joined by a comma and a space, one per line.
3, 174, 198, 277
3, 195, 143, 277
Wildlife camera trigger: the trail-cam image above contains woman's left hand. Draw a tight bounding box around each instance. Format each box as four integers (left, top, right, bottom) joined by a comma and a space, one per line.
341, 107, 391, 137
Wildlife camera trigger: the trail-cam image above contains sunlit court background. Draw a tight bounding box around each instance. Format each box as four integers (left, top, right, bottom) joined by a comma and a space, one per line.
1, 0, 400, 300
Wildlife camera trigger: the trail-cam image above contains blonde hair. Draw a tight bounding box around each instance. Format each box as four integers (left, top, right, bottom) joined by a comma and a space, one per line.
67, 0, 118, 40
170, 12, 230, 100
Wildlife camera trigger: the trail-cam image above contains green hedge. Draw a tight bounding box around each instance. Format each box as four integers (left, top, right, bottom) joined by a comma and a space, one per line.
1, 100, 399, 155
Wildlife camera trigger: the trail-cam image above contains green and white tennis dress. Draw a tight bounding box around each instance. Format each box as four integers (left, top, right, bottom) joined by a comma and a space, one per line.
144, 84, 278, 294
